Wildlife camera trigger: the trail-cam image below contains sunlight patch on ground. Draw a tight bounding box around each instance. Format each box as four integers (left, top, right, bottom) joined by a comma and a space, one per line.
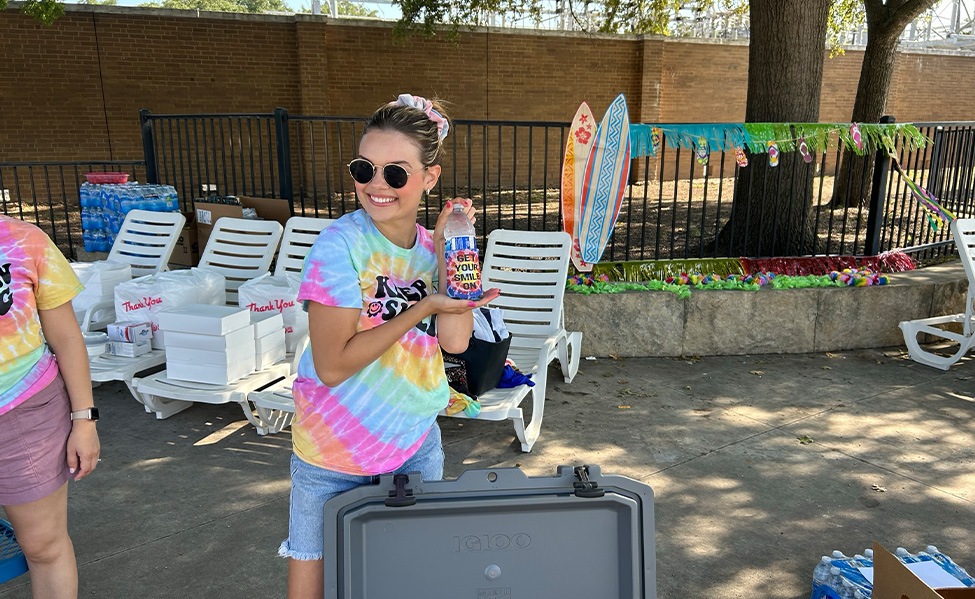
194, 420, 251, 446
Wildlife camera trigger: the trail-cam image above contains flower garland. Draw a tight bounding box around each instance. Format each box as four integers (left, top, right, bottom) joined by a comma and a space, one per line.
567, 268, 890, 295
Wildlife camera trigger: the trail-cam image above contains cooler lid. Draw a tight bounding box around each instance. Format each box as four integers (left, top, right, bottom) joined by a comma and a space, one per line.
324, 465, 656, 599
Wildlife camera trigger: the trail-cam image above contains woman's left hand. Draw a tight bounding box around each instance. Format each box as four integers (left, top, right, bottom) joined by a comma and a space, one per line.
66, 422, 100, 481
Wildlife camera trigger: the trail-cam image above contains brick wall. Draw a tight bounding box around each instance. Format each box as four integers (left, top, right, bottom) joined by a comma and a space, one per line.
2, 4, 974, 167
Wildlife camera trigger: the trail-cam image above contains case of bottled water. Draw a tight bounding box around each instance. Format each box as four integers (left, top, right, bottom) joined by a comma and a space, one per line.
80, 182, 179, 252
811, 546, 974, 599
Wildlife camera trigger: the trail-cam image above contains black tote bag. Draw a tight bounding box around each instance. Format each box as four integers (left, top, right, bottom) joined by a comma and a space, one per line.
443, 308, 512, 397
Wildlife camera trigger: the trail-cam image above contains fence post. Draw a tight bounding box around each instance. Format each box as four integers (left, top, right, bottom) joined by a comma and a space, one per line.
273, 107, 294, 213
865, 115, 895, 256
139, 109, 159, 184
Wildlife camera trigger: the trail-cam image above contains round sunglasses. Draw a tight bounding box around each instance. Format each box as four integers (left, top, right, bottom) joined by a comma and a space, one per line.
347, 158, 424, 189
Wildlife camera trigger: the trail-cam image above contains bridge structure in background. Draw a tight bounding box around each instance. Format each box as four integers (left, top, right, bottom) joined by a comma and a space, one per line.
339, 0, 974, 53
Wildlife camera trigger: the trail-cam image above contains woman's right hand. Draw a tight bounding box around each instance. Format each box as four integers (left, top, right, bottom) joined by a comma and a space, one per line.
425, 288, 500, 315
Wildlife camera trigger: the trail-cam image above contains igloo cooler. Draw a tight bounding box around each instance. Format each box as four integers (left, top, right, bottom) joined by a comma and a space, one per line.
323, 464, 656, 599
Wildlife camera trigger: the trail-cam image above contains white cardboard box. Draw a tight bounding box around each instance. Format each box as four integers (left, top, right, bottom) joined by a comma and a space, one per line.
255, 342, 286, 369
163, 325, 255, 352
252, 311, 284, 338
158, 304, 251, 335
255, 329, 286, 354
166, 353, 257, 385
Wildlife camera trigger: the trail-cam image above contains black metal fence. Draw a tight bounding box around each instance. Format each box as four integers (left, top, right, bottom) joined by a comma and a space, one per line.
4, 111, 974, 265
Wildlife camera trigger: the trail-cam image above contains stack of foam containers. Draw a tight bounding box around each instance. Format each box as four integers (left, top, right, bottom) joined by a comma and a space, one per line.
252, 312, 286, 369
157, 304, 256, 386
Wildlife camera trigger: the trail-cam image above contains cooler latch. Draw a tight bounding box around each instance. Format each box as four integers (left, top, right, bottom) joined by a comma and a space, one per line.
384, 473, 417, 507
573, 465, 605, 498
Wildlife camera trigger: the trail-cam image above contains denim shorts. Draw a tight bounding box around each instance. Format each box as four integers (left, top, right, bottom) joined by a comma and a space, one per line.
278, 423, 444, 561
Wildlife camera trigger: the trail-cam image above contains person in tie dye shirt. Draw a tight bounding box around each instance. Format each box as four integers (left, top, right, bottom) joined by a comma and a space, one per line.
0, 216, 100, 598
281, 95, 499, 598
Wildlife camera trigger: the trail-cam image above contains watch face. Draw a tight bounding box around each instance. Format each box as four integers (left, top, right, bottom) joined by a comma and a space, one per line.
89, 407, 100, 421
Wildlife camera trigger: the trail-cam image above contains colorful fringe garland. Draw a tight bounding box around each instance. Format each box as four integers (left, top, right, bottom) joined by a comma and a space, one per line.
628, 122, 928, 159
889, 154, 956, 232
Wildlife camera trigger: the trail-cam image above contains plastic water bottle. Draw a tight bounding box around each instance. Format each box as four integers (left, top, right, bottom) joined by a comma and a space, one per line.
839, 579, 858, 599
443, 203, 482, 300
927, 545, 975, 586
896, 547, 921, 563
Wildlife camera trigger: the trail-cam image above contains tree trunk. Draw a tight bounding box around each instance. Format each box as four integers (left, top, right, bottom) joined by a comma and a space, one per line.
831, 0, 938, 208
714, 0, 831, 257
830, 31, 901, 208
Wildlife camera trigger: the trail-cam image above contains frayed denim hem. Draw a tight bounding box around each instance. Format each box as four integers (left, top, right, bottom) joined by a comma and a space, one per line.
278, 540, 323, 561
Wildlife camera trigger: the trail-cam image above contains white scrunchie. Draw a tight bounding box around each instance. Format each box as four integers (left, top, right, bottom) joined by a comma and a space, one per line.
391, 93, 450, 141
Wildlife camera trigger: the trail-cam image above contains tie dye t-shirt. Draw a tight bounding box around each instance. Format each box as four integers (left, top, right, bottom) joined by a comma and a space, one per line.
293, 210, 449, 475
0, 216, 83, 416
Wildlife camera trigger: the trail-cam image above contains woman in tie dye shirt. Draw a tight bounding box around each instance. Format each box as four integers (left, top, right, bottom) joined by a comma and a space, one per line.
281, 95, 499, 598
0, 216, 100, 598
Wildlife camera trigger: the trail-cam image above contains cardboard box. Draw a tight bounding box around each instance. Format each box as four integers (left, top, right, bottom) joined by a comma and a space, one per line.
108, 340, 152, 358
194, 196, 291, 255
157, 304, 252, 336
872, 543, 975, 599
170, 212, 199, 267
107, 321, 152, 344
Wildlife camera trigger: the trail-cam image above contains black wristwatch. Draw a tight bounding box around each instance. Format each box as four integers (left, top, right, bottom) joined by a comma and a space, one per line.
70, 407, 99, 421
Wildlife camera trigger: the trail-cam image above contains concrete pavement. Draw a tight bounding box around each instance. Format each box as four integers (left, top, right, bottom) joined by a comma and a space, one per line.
2, 345, 974, 598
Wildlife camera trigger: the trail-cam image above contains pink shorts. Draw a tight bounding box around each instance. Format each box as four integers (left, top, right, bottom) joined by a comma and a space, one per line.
0, 374, 72, 506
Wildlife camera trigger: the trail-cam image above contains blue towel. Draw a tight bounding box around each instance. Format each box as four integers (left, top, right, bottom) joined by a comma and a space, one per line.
497, 365, 534, 388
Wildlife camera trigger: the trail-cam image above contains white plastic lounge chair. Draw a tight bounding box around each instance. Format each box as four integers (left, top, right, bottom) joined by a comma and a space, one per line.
440, 229, 581, 452
195, 217, 284, 305
900, 218, 975, 369
274, 216, 335, 277
238, 217, 334, 433
76, 210, 187, 331
109, 209, 187, 277
129, 218, 285, 419
246, 336, 308, 435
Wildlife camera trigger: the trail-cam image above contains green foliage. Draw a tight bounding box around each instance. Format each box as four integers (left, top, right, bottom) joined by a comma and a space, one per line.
827, 0, 866, 56
338, 0, 378, 17
392, 0, 737, 37
3, 0, 66, 24
140, 0, 290, 11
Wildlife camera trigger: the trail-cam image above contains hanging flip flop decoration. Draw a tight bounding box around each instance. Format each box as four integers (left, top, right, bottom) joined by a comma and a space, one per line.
767, 141, 780, 167
695, 136, 709, 165
734, 147, 748, 167
798, 136, 813, 163
850, 123, 864, 152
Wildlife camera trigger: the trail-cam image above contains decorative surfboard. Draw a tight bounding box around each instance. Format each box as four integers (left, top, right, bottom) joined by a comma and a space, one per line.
561, 102, 596, 271
577, 94, 631, 271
